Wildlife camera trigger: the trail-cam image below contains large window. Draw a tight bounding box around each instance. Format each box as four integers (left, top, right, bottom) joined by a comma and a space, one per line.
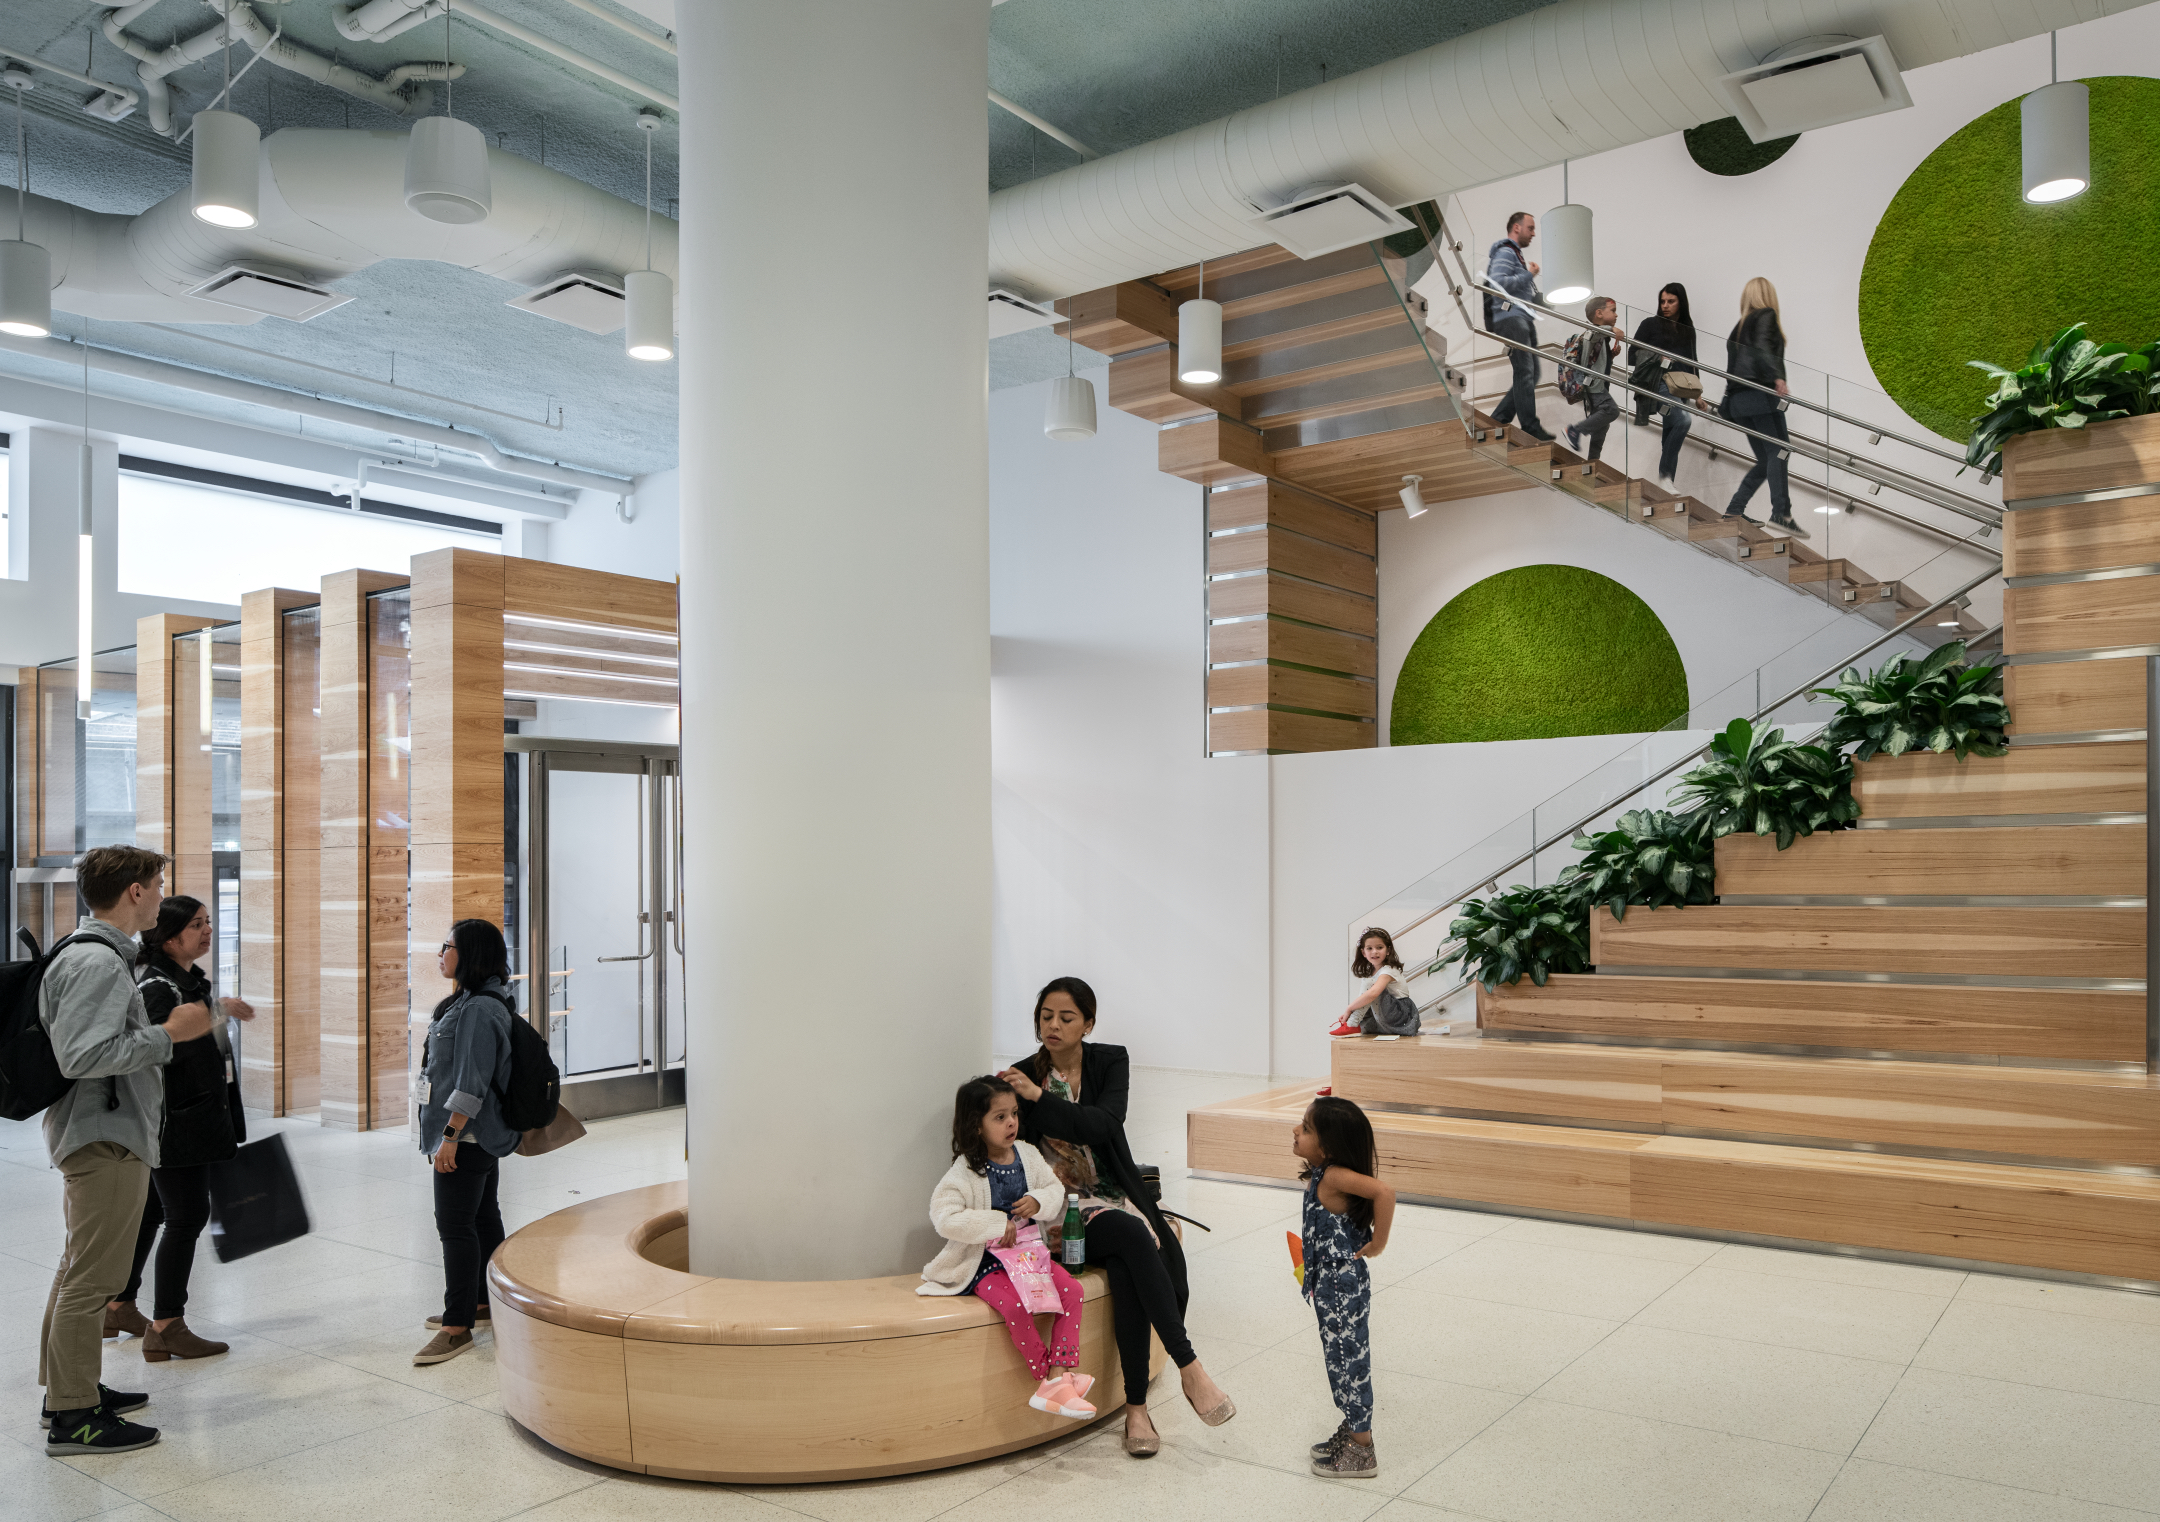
117, 474, 493, 606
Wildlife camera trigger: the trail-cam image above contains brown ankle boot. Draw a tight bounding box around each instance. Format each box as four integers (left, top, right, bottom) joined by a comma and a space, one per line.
142, 1318, 229, 1362
103, 1302, 149, 1339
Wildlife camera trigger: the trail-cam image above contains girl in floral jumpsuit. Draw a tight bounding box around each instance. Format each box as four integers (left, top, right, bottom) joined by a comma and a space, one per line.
1292, 1095, 1396, 1479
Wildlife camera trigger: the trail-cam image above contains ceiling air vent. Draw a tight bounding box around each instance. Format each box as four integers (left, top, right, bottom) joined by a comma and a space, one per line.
1719, 35, 1911, 142
987, 288, 1059, 339
506, 272, 627, 334
1246, 183, 1413, 260
187, 264, 354, 321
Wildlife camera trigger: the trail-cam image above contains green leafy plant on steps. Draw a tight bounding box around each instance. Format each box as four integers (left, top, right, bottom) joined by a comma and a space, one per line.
1811, 640, 2009, 762
1560, 809, 1717, 922
1669, 717, 1858, 851
1437, 884, 1589, 991
1965, 323, 2160, 477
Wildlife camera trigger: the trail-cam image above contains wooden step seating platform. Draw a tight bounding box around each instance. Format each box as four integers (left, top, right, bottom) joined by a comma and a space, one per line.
1188, 414, 2160, 1278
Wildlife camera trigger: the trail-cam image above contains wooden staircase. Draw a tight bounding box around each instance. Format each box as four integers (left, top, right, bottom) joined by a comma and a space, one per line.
1188, 413, 2160, 1284
1058, 242, 1993, 755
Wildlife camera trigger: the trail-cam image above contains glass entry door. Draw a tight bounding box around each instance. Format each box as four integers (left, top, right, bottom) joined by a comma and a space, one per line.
510, 738, 683, 1118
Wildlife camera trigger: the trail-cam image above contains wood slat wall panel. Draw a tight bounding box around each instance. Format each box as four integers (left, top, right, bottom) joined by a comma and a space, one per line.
1207, 480, 1377, 548
1630, 1138, 2160, 1282
1658, 1056, 2160, 1166
1712, 825, 2144, 898
133, 613, 220, 878
2001, 413, 2160, 503
1206, 709, 1374, 753
2006, 495, 2160, 578
1207, 618, 1376, 677
504, 560, 676, 636
502, 668, 681, 706
2005, 576, 2160, 656
170, 633, 215, 906
1160, 418, 1269, 484
1207, 572, 1374, 635
237, 587, 310, 1116
2004, 657, 2145, 736
1479, 974, 2143, 1062
1273, 430, 1522, 514
1207, 527, 1376, 595
1056, 283, 1179, 355
1589, 904, 2144, 977
281, 609, 324, 1116
1333, 1037, 1662, 1125
1205, 666, 1376, 719
1852, 743, 2145, 817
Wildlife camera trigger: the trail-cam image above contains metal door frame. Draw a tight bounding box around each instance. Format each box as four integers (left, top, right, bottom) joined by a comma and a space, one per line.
507, 736, 683, 1118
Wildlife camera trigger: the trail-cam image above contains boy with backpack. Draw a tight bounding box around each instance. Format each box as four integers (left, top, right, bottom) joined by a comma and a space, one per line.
1564, 296, 1626, 464
26, 846, 212, 1455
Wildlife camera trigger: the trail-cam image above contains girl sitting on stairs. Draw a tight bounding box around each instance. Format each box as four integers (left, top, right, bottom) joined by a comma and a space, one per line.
1330, 927, 1419, 1039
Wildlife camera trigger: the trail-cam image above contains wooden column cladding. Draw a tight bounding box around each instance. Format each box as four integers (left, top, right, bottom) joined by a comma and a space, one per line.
319, 569, 407, 1131
237, 588, 314, 1115
409, 548, 507, 1125
1207, 479, 1377, 753
13, 680, 39, 939
134, 613, 222, 896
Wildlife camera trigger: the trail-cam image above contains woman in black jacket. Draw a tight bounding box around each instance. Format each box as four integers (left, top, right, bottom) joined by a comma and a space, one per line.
999, 977, 1234, 1457
105, 896, 252, 1361
1721, 277, 1806, 537
1628, 282, 1701, 482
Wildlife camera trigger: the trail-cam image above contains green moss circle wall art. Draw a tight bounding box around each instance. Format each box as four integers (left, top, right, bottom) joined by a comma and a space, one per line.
1859, 76, 2160, 442
1390, 565, 1688, 746
1684, 116, 1798, 176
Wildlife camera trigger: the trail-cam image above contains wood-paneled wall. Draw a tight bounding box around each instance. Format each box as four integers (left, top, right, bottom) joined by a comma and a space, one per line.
134, 613, 222, 897
237, 589, 315, 1115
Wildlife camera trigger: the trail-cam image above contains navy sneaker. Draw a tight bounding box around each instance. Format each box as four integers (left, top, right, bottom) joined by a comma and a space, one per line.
45, 1407, 159, 1455
40, 1383, 149, 1428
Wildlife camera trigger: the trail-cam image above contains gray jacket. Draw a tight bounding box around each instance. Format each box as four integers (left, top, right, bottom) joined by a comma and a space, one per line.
39, 917, 173, 1168
1579, 325, 1620, 405
1483, 236, 1542, 330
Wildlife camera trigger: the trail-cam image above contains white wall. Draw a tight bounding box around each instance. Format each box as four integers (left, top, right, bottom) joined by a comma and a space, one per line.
548, 468, 681, 580
989, 368, 1272, 1076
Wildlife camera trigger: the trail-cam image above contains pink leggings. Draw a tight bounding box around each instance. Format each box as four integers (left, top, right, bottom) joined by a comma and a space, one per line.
972, 1263, 1084, 1380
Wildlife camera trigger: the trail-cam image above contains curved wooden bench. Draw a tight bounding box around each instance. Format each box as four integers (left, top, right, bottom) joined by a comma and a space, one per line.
488, 1182, 1159, 1483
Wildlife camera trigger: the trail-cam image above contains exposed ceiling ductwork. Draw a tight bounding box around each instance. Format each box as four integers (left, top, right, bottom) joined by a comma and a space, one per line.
986, 0, 2153, 298
20, 126, 680, 326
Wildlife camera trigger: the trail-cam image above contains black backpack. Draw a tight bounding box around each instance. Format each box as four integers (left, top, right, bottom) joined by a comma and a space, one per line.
474, 990, 561, 1132
0, 929, 135, 1122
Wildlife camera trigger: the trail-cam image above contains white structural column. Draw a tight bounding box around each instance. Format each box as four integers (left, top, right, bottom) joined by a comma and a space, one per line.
678, 1, 992, 1279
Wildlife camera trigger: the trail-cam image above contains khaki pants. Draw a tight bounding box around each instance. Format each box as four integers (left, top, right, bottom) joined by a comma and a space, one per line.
40, 1141, 151, 1412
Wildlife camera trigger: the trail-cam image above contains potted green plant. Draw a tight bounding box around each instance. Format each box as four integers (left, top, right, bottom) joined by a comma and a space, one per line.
1811, 640, 2008, 762
1560, 809, 1716, 922
1438, 884, 1589, 990
1669, 717, 1857, 850
1965, 323, 2159, 477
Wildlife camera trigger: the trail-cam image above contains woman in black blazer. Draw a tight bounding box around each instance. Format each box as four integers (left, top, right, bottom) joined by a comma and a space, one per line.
1000, 977, 1235, 1457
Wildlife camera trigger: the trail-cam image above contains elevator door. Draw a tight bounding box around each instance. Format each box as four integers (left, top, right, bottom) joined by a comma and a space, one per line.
513, 739, 684, 1116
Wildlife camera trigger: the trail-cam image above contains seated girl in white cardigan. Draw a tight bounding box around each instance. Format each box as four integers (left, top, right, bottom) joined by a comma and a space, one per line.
920, 1074, 1094, 1419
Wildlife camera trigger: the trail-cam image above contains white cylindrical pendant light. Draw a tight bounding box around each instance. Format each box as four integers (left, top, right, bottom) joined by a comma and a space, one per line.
623, 269, 675, 360
404, 115, 492, 224
2022, 81, 2089, 203
190, 109, 260, 228
1044, 374, 1097, 440
0, 240, 50, 337
1541, 200, 1594, 305
1178, 297, 1222, 383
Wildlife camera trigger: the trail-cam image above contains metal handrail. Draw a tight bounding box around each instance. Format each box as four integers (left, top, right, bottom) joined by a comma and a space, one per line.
1377, 570, 2008, 956
1465, 320, 2003, 529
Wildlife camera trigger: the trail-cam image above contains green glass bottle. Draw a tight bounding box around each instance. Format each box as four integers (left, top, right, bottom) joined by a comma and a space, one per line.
1062, 1196, 1085, 1267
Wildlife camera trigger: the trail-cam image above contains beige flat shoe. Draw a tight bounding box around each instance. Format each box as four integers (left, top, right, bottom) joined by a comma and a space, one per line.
1123, 1428, 1161, 1457
1188, 1391, 1236, 1427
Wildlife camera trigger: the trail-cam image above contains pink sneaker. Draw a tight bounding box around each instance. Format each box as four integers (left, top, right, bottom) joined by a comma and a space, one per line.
1029, 1374, 1097, 1419
1065, 1371, 1095, 1400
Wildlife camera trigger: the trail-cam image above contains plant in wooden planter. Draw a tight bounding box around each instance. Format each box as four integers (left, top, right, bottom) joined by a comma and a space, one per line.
1438, 884, 1589, 990
1811, 640, 2008, 762
1560, 809, 1717, 922
1965, 323, 2159, 477
1670, 717, 1857, 851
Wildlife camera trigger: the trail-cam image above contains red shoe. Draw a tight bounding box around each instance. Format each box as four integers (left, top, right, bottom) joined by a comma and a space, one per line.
1327, 1020, 1361, 1038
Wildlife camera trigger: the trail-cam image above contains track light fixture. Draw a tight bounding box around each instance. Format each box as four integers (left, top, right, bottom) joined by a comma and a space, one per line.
0, 67, 50, 337
405, 14, 490, 224
1399, 474, 1427, 518
1178, 258, 1223, 384
1044, 314, 1096, 440
624, 112, 673, 359
2022, 33, 2088, 204
191, 7, 258, 228
1541, 160, 1594, 306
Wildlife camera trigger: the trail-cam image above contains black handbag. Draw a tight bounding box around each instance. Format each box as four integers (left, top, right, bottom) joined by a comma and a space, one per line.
205, 1133, 312, 1263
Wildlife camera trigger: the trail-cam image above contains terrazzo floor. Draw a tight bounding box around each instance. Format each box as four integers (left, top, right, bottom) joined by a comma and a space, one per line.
5, 1066, 2159, 1522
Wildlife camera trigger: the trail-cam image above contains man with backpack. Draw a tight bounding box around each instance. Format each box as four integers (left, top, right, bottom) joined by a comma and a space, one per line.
33, 846, 213, 1455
